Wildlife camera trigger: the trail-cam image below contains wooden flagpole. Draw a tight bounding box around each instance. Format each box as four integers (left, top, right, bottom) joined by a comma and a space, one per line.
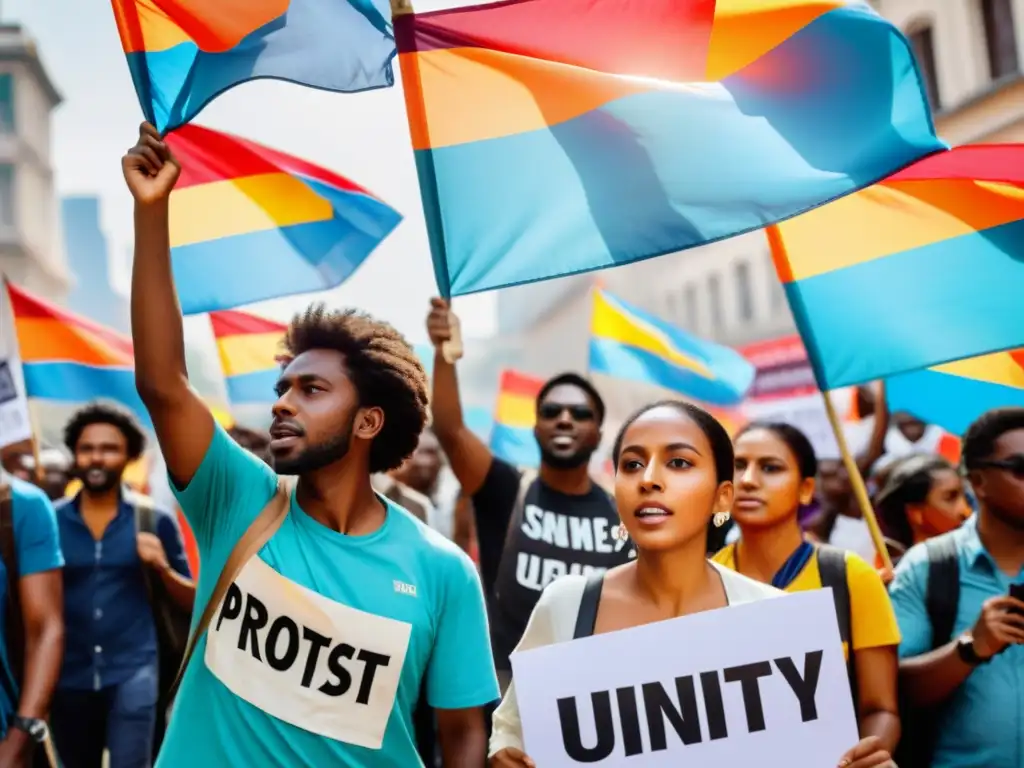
822, 390, 893, 572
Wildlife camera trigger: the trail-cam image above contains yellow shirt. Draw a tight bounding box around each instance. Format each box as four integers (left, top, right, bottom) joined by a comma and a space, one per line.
712, 542, 900, 660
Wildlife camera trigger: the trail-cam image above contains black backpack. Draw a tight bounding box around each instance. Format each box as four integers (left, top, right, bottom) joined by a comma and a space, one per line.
892, 535, 960, 768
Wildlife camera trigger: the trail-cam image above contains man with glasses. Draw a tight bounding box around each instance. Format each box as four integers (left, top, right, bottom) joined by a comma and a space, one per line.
889, 407, 1024, 768
425, 299, 631, 696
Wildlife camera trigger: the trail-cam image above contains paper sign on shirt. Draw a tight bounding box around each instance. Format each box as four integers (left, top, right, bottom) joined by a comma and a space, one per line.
511, 589, 858, 767
205, 556, 412, 749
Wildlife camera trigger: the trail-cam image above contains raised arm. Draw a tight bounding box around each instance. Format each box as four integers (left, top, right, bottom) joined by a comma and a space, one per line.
123, 122, 214, 489
426, 299, 494, 496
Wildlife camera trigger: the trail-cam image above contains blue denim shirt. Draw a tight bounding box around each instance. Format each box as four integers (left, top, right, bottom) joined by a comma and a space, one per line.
55, 490, 190, 691
889, 516, 1024, 768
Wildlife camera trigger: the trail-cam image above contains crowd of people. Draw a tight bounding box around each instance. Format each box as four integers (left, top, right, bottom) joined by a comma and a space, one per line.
0, 125, 1021, 768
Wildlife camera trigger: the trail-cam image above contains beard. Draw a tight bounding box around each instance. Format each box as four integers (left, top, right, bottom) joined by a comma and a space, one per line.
75, 465, 121, 494
273, 412, 356, 475
539, 443, 595, 471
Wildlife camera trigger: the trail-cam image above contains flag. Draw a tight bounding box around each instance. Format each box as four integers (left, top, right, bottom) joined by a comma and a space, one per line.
112, 0, 396, 133
491, 369, 543, 468
209, 309, 287, 405
165, 124, 402, 314
888, 350, 1024, 436
5, 282, 150, 426
464, 406, 494, 443
769, 144, 1024, 390
394, 0, 943, 297
589, 289, 754, 406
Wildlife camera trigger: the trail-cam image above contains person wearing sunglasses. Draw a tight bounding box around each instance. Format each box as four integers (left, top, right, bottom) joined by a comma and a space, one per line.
888, 407, 1024, 768
426, 299, 632, 698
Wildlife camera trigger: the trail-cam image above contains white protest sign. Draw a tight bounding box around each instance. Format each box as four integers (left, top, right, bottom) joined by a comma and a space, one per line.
0, 357, 32, 449
511, 589, 858, 767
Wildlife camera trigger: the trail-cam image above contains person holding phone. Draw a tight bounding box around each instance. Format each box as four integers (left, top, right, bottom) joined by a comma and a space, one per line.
889, 407, 1024, 768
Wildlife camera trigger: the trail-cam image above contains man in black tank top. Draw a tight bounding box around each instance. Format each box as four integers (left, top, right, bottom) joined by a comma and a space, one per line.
425, 300, 632, 689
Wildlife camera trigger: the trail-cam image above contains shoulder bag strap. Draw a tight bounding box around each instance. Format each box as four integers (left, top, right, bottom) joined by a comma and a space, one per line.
816, 544, 858, 710
167, 476, 295, 700
572, 575, 604, 639
499, 468, 537, 555
924, 535, 961, 649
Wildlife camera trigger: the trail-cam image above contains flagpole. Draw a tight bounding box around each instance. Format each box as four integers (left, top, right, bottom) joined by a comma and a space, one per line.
822, 390, 893, 572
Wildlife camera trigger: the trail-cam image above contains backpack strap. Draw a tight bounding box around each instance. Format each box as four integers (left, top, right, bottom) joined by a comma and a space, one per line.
498, 468, 538, 557
573, 574, 604, 639
816, 544, 858, 709
816, 545, 852, 648
167, 476, 295, 700
924, 535, 961, 649
127, 489, 157, 535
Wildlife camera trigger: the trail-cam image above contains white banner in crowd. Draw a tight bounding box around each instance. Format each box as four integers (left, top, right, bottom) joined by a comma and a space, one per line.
0, 356, 32, 449
0, 285, 31, 449
511, 589, 858, 767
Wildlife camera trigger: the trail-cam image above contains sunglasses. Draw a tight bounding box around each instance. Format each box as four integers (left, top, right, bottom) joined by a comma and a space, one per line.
538, 403, 595, 422
973, 454, 1024, 478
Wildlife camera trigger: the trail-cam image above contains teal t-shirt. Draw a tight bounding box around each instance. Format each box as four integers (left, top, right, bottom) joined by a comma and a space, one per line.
157, 425, 498, 767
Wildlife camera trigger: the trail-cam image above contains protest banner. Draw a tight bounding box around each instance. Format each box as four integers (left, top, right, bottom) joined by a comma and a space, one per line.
738, 336, 862, 459
511, 588, 857, 767
0, 357, 32, 449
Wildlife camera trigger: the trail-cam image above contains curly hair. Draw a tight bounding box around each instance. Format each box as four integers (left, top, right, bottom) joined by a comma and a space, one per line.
63, 401, 147, 461
283, 304, 429, 474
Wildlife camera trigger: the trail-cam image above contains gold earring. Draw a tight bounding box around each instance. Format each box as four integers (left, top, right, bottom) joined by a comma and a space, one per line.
713, 511, 731, 528
615, 523, 629, 541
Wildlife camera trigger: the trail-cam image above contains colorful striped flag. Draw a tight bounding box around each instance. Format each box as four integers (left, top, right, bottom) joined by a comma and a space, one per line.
165, 124, 402, 315
394, 0, 943, 297
111, 0, 396, 133
888, 350, 1024, 436
4, 281, 150, 426
209, 310, 287, 405
769, 144, 1024, 390
490, 369, 544, 468
589, 289, 754, 406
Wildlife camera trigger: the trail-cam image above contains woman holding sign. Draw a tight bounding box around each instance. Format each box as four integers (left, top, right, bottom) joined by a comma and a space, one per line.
489, 401, 895, 768
713, 422, 901, 755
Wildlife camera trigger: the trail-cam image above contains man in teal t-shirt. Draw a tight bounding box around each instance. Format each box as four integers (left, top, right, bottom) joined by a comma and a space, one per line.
122, 122, 498, 766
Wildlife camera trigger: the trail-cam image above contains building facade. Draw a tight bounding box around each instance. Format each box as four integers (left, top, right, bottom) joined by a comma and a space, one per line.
881, 0, 1024, 143
0, 25, 67, 299
62, 195, 129, 332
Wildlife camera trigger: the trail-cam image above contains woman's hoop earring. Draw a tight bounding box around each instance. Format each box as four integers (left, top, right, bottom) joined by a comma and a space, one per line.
712, 511, 731, 528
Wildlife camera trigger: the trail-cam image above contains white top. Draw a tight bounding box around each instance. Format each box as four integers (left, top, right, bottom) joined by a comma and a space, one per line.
488, 562, 782, 756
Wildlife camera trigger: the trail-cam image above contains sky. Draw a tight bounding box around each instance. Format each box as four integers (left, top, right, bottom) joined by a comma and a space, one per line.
7, 0, 497, 352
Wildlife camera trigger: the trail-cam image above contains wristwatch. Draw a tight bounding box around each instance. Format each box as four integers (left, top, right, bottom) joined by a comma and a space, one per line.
10, 716, 48, 743
955, 633, 991, 666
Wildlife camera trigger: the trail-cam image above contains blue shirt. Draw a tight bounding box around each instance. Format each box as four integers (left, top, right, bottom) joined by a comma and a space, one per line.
55, 490, 190, 691
0, 477, 63, 734
889, 516, 1024, 768
158, 425, 498, 768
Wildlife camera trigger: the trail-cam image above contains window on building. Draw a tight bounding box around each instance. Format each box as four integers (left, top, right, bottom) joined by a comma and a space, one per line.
908, 25, 941, 111
683, 283, 698, 330
981, 0, 1020, 80
708, 274, 724, 333
734, 261, 753, 323
0, 75, 13, 134
0, 165, 15, 228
